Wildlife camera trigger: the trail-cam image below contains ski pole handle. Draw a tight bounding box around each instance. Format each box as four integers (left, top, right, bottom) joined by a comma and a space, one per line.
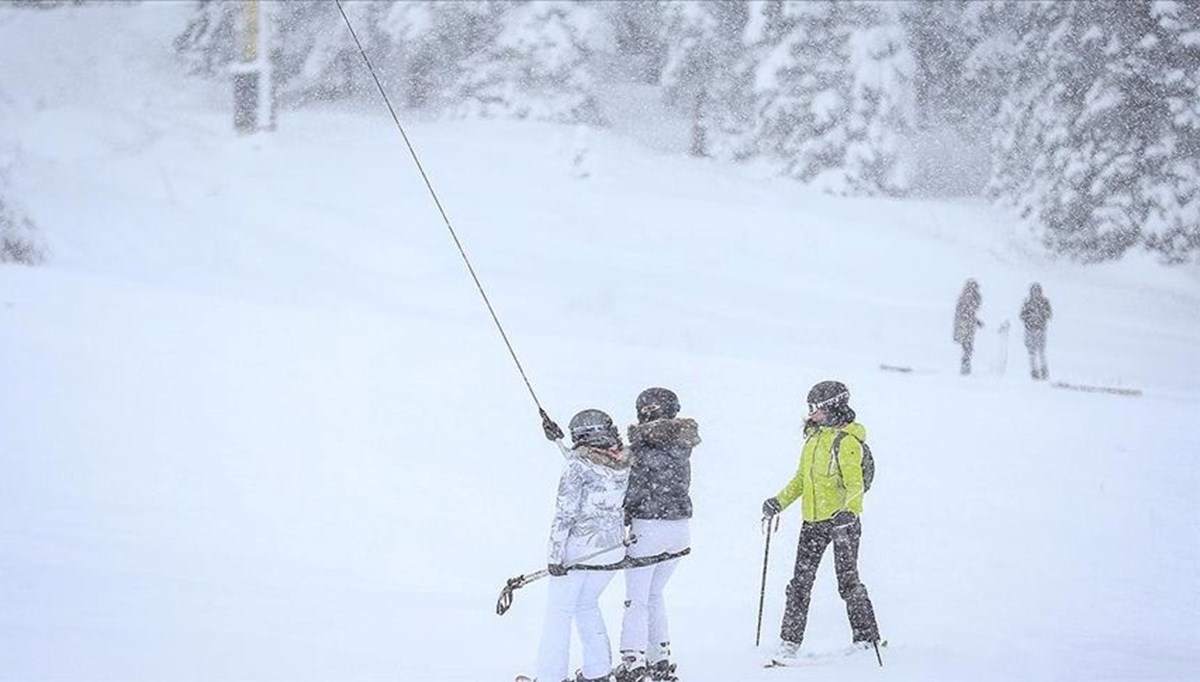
540, 408, 564, 441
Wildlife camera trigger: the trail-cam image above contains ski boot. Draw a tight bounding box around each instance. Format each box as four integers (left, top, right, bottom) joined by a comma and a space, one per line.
612, 651, 647, 682
648, 659, 679, 681
766, 640, 801, 667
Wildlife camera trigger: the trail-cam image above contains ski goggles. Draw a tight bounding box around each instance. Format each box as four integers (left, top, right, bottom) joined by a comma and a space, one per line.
572, 423, 617, 442
807, 390, 849, 414
637, 402, 663, 418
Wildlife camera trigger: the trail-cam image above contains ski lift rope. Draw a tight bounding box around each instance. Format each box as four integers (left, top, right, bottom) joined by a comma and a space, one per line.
334, 0, 548, 421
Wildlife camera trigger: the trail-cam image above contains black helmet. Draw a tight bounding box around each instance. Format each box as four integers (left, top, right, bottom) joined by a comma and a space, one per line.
569, 409, 620, 449
806, 380, 849, 414
636, 387, 679, 423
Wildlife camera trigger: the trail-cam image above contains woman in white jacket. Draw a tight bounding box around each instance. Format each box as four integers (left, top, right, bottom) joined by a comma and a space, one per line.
535, 409, 630, 682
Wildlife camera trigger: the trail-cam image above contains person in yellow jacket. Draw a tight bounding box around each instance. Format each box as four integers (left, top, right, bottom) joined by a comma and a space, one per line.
761, 380, 880, 664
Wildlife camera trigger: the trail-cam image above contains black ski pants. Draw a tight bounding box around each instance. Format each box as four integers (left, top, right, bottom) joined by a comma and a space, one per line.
960, 337, 975, 375
780, 517, 879, 645
1025, 329, 1048, 380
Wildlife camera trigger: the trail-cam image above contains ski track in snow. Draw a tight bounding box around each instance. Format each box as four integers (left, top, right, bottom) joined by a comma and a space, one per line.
1, 5, 1198, 681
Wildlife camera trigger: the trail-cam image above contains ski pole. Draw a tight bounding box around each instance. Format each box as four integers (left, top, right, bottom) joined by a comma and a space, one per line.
496, 535, 637, 616
334, 0, 551, 431
755, 515, 780, 646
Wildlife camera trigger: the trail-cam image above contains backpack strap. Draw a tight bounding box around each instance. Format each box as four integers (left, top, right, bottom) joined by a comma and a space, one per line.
828, 432, 846, 475
829, 430, 865, 481
829, 431, 862, 468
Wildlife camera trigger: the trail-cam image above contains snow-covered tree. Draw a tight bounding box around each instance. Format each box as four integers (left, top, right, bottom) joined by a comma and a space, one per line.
742, 1, 914, 195
905, 1, 981, 132
0, 87, 43, 266
373, 1, 503, 111
271, 1, 374, 106
744, 1, 853, 185
659, 1, 750, 157
454, 1, 606, 124
1142, 0, 1200, 263
174, 0, 239, 77
176, 0, 378, 107
607, 0, 668, 85
843, 1, 916, 195
969, 1, 1200, 263
0, 195, 43, 266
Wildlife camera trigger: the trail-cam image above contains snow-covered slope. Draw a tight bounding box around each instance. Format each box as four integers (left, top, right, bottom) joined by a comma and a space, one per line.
1, 5, 1198, 681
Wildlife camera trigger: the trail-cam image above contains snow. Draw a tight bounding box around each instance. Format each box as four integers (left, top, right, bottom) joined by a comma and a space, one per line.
2, 4, 1199, 681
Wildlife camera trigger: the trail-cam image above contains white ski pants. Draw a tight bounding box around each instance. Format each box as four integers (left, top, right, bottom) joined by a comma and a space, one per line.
536, 556, 619, 682
619, 518, 690, 664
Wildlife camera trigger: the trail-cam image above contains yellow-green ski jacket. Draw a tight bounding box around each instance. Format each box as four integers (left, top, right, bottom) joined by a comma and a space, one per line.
773, 422, 867, 522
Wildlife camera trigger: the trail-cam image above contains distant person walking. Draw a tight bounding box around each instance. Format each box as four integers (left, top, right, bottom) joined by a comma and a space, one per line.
953, 279, 984, 375
1020, 283, 1053, 380
614, 388, 699, 682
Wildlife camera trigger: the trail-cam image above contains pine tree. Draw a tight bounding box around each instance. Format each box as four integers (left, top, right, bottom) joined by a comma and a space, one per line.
843, 1, 916, 196
745, 0, 854, 187
659, 1, 749, 158
456, 1, 605, 124
174, 0, 238, 77
902, 1, 993, 196
743, 1, 913, 195
0, 86, 42, 265
608, 0, 668, 85
271, 1, 371, 106
0, 196, 42, 265
971, 1, 1200, 263
376, 1, 505, 111
1142, 0, 1200, 263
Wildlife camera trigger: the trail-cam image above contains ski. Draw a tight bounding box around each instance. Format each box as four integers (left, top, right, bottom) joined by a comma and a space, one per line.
1051, 381, 1142, 397
763, 640, 888, 668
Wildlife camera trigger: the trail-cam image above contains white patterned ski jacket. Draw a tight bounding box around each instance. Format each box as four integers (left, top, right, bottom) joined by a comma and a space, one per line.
547, 443, 630, 567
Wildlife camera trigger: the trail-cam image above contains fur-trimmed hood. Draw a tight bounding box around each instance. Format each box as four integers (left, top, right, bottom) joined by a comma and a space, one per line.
625, 417, 701, 521
628, 417, 700, 448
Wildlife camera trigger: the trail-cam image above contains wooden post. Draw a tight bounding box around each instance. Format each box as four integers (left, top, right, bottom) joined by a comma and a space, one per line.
233, 0, 273, 133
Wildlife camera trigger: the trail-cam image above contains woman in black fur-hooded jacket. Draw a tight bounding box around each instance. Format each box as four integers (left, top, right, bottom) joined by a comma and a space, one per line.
614, 387, 700, 682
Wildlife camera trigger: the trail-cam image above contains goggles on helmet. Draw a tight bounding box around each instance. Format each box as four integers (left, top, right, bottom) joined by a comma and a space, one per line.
638, 402, 663, 417
807, 390, 849, 414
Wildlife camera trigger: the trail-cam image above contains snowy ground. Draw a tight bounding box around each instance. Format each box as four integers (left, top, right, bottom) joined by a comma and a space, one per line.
1, 5, 1199, 681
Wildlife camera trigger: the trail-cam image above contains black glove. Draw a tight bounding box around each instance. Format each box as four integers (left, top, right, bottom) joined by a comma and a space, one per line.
547, 563, 568, 577
540, 409, 563, 441
832, 510, 856, 531
762, 497, 782, 518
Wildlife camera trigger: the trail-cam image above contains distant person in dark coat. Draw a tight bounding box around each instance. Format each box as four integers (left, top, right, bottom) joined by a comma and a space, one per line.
1020, 283, 1053, 380
953, 279, 984, 375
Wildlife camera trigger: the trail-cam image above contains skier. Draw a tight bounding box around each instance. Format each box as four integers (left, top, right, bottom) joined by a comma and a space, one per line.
762, 381, 880, 665
953, 278, 984, 375
533, 409, 631, 682
1020, 283, 1053, 380
613, 388, 700, 682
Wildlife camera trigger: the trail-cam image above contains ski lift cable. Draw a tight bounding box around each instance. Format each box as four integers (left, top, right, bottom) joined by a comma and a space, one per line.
333, 0, 549, 420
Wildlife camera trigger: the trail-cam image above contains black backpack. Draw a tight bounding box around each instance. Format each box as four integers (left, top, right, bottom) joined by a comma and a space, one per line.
832, 432, 875, 492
